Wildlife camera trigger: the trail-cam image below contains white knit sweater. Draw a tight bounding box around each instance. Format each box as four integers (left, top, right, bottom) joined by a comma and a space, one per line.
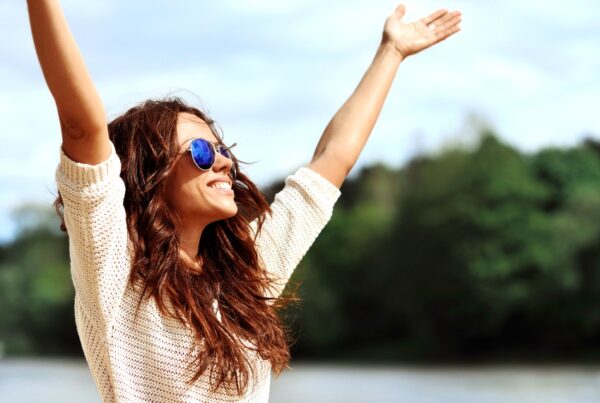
55, 140, 341, 403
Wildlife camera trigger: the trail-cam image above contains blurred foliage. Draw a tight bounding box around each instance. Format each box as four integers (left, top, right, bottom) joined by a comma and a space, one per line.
287, 130, 600, 363
3, 128, 600, 363
0, 204, 80, 356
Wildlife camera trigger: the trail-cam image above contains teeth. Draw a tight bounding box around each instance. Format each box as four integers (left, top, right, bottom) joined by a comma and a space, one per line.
209, 182, 231, 190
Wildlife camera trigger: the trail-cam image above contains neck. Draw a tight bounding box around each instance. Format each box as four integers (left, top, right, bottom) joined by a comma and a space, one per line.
176, 220, 206, 273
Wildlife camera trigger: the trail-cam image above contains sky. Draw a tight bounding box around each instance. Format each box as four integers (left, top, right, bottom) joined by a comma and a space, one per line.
1, 0, 599, 243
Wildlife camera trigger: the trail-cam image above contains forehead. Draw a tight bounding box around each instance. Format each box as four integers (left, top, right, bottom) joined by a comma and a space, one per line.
176, 112, 219, 146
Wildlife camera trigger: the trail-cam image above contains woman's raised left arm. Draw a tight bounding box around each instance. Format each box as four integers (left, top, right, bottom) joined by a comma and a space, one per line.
307, 4, 462, 188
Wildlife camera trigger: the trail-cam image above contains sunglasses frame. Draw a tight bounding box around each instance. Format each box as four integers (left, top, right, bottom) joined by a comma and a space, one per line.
182, 138, 238, 180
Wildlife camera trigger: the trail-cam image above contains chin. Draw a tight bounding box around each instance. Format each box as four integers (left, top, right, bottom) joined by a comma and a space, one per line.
225, 209, 238, 218
221, 205, 238, 219
201, 198, 238, 222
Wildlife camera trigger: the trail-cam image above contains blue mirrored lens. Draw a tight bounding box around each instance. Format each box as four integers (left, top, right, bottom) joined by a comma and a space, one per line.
218, 146, 230, 158
190, 139, 214, 170
219, 146, 237, 179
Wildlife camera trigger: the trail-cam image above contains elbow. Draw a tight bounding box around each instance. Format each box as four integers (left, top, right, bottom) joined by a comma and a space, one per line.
58, 109, 107, 140
308, 149, 353, 189
313, 146, 355, 174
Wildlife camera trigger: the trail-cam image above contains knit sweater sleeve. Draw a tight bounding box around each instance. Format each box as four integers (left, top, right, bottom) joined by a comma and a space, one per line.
250, 166, 342, 302
55, 140, 131, 336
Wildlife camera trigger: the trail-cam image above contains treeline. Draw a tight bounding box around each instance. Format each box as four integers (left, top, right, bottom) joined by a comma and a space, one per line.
2, 129, 600, 362
0, 206, 80, 356
280, 130, 600, 363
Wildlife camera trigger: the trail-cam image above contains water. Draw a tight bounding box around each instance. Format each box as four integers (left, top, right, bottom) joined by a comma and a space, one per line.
1, 359, 599, 402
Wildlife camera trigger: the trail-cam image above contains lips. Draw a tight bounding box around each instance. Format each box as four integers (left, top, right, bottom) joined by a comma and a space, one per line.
206, 177, 232, 187
206, 176, 234, 195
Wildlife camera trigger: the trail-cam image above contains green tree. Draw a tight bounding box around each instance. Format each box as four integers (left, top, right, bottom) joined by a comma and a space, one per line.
0, 204, 79, 356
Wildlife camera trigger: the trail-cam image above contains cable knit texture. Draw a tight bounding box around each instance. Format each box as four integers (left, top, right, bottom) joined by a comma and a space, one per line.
55, 140, 341, 402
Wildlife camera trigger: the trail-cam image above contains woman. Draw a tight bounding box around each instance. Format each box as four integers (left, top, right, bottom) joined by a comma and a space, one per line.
28, 1, 461, 401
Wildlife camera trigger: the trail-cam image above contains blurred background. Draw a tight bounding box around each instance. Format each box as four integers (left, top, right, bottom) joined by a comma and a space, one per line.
1, 0, 600, 402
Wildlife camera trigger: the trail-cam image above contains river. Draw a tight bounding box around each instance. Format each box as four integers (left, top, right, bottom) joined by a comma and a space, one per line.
0, 359, 599, 402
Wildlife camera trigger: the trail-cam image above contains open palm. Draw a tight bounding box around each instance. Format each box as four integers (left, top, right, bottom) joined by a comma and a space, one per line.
383, 4, 462, 59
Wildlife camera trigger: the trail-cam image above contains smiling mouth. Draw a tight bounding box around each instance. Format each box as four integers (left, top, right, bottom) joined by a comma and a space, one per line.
207, 185, 234, 195
209, 183, 230, 189
211, 188, 233, 194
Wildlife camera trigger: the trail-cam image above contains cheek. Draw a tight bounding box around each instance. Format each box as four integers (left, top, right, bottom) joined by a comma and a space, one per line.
183, 180, 205, 199
165, 170, 190, 205
172, 176, 209, 206
167, 163, 191, 189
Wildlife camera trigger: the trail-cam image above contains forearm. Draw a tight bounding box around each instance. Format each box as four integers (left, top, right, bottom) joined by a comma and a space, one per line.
312, 40, 403, 169
27, 0, 106, 133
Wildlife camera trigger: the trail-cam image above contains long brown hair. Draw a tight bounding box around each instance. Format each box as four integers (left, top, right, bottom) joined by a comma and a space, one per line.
53, 96, 299, 396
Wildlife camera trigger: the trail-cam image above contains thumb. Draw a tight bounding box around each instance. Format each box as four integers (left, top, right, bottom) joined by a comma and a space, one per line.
394, 4, 406, 18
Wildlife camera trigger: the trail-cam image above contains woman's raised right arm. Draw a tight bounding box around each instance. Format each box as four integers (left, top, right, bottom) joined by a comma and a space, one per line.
27, 0, 110, 165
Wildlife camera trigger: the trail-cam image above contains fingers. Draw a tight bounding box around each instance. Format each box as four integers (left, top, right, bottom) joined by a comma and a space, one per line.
436, 24, 461, 44
429, 11, 461, 36
422, 9, 448, 26
433, 18, 462, 45
423, 9, 461, 30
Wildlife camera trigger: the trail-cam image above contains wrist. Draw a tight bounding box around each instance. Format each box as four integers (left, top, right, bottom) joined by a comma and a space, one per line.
379, 38, 405, 63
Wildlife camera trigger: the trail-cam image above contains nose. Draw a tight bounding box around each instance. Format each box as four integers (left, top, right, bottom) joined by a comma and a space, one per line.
213, 150, 235, 178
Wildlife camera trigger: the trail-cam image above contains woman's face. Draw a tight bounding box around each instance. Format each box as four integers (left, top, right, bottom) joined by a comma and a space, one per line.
165, 112, 238, 226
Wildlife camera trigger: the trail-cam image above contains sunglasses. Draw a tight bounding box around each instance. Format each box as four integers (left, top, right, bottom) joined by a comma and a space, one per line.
182, 138, 238, 180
